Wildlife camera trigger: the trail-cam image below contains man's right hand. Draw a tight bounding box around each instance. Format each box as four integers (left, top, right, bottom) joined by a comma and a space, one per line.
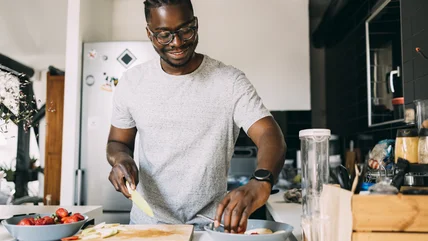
108, 157, 139, 198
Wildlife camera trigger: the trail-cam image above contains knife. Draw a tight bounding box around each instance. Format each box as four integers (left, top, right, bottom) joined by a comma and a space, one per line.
196, 214, 225, 228
126, 182, 154, 217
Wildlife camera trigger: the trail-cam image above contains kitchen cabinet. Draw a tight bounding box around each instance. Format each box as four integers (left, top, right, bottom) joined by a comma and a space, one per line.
401, 1, 428, 103
365, 0, 404, 127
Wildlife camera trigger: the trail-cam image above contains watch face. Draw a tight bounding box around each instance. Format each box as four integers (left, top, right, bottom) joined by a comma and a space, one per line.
254, 169, 271, 179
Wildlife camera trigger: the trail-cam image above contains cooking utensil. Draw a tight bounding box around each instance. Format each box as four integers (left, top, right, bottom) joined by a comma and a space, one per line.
351, 164, 361, 193
354, 157, 369, 194
126, 182, 154, 217
391, 158, 410, 190
1, 213, 88, 241
196, 214, 224, 228
204, 219, 296, 241
336, 165, 351, 190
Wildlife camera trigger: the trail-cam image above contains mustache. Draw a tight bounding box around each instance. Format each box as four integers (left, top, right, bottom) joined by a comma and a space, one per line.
164, 42, 193, 52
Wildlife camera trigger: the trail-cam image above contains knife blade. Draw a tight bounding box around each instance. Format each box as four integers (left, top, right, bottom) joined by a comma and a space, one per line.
126, 182, 154, 217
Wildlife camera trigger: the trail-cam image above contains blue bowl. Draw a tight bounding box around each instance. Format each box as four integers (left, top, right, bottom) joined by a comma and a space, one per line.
1, 213, 88, 241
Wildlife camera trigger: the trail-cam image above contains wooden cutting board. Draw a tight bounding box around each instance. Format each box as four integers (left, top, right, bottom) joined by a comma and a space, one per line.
86, 224, 194, 241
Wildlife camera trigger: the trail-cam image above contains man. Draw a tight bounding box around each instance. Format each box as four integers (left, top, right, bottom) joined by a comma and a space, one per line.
106, 0, 286, 233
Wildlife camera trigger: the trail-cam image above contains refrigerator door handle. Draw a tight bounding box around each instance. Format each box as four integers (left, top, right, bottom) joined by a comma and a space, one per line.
75, 169, 84, 205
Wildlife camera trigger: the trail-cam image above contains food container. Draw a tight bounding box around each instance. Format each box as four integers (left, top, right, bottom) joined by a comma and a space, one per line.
1, 213, 88, 241
392, 97, 404, 120
418, 128, 428, 164
414, 99, 428, 131
395, 128, 419, 163
203, 219, 296, 241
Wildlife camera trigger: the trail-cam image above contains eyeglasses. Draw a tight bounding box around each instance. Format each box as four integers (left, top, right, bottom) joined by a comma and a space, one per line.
147, 17, 198, 45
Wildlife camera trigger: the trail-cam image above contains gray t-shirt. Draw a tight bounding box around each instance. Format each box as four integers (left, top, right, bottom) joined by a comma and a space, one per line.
111, 54, 271, 229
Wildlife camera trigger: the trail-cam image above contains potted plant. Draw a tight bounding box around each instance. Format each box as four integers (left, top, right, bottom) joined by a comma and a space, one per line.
29, 156, 43, 181
0, 159, 16, 182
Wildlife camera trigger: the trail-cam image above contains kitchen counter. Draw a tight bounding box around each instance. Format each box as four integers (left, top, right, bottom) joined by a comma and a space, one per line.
266, 191, 302, 241
0, 205, 102, 241
0, 194, 301, 241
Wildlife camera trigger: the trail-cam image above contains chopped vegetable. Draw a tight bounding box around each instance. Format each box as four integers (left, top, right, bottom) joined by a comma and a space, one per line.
61, 236, 79, 241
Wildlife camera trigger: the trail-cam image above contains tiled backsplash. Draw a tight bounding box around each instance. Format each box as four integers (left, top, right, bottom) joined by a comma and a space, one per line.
321, 0, 428, 158
235, 111, 311, 163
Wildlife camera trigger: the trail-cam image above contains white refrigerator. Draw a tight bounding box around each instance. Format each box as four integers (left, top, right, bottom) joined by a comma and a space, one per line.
78, 41, 158, 223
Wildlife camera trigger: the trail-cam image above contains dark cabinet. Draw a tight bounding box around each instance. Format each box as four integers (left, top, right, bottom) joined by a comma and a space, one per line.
401, 0, 428, 104
366, 0, 404, 127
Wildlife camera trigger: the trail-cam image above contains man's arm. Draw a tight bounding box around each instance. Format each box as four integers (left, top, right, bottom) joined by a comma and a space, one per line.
107, 126, 137, 166
107, 125, 139, 197
248, 116, 286, 183
215, 116, 286, 233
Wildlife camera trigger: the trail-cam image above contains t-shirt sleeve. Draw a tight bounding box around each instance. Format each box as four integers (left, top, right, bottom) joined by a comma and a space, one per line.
232, 72, 272, 133
111, 74, 136, 129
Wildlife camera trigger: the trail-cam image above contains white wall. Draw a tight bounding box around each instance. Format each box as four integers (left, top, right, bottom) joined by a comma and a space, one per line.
194, 0, 310, 111
111, 0, 311, 111
61, 0, 113, 205
112, 0, 147, 41
0, 0, 67, 70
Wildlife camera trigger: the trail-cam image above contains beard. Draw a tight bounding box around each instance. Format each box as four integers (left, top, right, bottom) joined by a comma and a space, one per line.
157, 35, 199, 69
160, 53, 194, 68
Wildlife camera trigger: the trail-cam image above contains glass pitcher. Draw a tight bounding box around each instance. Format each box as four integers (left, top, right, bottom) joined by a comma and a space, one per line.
299, 129, 331, 217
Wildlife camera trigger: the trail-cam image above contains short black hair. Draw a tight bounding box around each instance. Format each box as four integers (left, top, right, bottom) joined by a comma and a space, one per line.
144, 0, 194, 23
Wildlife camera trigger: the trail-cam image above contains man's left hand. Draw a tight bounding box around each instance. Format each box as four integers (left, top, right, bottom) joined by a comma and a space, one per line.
214, 179, 271, 233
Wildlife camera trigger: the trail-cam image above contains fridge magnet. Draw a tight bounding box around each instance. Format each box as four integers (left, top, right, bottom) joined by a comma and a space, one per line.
85, 75, 95, 86
88, 49, 97, 59
117, 49, 137, 68
101, 75, 112, 92
112, 77, 118, 86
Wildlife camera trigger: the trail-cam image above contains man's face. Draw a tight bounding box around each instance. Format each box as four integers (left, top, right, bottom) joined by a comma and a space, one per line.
146, 4, 198, 68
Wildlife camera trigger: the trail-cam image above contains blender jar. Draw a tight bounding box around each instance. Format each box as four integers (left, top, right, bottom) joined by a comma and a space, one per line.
299, 129, 331, 217
414, 99, 428, 131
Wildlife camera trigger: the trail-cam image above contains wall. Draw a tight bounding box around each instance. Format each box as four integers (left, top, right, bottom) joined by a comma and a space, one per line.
310, 16, 327, 128
401, 0, 428, 105
320, 0, 428, 157
0, 0, 67, 70
112, 0, 147, 41
111, 0, 311, 111
61, 0, 113, 205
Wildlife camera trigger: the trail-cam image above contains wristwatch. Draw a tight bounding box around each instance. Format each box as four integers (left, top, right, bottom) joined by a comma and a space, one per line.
250, 169, 276, 193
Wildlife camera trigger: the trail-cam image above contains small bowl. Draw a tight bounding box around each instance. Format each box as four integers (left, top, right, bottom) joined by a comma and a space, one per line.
204, 219, 294, 241
1, 213, 88, 241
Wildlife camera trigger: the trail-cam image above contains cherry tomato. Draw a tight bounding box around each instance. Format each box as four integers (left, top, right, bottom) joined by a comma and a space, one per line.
17, 218, 33, 226
62, 216, 79, 224
55, 208, 69, 218
43, 216, 55, 225
71, 213, 85, 221
34, 218, 46, 226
